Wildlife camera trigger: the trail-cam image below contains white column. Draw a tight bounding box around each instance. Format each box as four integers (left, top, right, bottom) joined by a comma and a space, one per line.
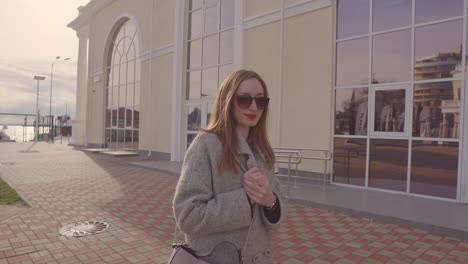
233, 0, 244, 70
71, 30, 89, 146
171, 0, 185, 161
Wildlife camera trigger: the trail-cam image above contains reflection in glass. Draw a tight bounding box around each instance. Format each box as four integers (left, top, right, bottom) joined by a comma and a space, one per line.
187, 106, 201, 131
413, 82, 460, 138
335, 88, 368, 135
126, 109, 132, 127
207, 102, 214, 128
415, 0, 463, 24
221, 0, 234, 30
333, 138, 366, 186
202, 67, 218, 97
372, 30, 411, 83
124, 130, 133, 150
116, 130, 122, 148
204, 4, 218, 36
374, 89, 405, 132
110, 129, 118, 148
336, 37, 369, 86
337, 0, 369, 39
414, 20, 463, 81
188, 39, 202, 69
411, 141, 458, 199
133, 107, 139, 129
220, 30, 234, 64
203, 34, 219, 67
112, 109, 117, 127
105, 129, 110, 147
187, 133, 197, 148
373, 0, 411, 32
369, 139, 408, 192
189, 10, 202, 40
133, 130, 139, 147
118, 107, 125, 128
106, 109, 111, 127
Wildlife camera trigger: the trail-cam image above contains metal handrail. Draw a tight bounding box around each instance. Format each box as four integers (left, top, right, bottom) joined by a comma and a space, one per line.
273, 147, 333, 196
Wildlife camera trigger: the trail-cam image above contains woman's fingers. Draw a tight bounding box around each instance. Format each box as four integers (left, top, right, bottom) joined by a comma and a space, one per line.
243, 167, 275, 206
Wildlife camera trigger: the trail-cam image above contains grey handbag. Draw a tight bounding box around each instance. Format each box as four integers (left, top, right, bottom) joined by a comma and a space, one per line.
168, 240, 243, 264
167, 242, 211, 264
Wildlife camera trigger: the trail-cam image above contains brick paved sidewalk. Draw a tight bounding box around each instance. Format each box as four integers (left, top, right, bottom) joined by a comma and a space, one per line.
0, 143, 467, 264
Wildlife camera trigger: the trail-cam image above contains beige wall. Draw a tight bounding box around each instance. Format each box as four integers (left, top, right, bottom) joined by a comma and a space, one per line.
152, 0, 175, 49
245, 0, 282, 18
244, 22, 281, 147
282, 8, 333, 148
244, 7, 333, 172
282, 7, 333, 172
139, 54, 173, 153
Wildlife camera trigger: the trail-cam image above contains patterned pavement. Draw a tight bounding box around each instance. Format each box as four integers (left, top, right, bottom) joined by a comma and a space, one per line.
0, 142, 467, 264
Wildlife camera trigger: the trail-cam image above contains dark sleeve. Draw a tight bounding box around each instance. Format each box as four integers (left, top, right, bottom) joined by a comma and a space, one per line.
262, 193, 280, 223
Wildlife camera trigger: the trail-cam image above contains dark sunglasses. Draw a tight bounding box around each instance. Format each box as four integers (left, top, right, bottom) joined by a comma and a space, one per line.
236, 95, 270, 110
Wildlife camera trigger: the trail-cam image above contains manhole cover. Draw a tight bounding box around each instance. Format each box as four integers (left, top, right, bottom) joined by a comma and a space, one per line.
59, 221, 110, 237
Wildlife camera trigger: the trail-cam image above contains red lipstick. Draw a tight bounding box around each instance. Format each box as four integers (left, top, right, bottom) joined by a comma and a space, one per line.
246, 114, 257, 120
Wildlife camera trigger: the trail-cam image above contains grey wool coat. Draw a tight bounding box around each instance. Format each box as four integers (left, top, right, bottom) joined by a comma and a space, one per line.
173, 130, 286, 264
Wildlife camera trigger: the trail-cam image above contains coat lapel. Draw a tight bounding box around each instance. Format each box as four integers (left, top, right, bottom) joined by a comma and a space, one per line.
236, 129, 258, 170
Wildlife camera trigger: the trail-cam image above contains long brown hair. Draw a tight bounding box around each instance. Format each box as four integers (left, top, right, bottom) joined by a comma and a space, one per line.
200, 69, 275, 174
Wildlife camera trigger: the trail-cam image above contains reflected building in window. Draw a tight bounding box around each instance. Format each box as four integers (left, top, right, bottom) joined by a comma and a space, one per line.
414, 47, 462, 81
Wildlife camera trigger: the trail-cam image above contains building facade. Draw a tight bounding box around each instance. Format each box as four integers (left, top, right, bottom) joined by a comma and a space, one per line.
68, 0, 468, 204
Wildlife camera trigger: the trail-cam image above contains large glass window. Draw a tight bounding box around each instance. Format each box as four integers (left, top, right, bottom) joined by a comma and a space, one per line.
369, 139, 409, 192
335, 88, 368, 135
414, 20, 463, 81
373, 0, 411, 32
413, 82, 460, 138
333, 138, 367, 186
411, 141, 458, 199
334, 0, 464, 200
336, 0, 369, 39
336, 38, 369, 87
372, 30, 411, 83
186, 0, 234, 147
105, 19, 140, 150
372, 88, 407, 134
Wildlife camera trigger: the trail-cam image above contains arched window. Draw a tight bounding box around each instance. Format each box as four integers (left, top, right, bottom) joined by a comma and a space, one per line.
105, 19, 141, 150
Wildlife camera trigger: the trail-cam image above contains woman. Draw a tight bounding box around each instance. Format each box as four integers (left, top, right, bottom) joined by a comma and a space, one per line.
173, 70, 285, 264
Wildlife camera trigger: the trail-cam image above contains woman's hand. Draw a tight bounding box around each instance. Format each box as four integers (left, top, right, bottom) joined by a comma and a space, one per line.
243, 167, 276, 207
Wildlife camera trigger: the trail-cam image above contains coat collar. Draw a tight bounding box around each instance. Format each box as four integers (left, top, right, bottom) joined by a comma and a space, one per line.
236, 128, 258, 170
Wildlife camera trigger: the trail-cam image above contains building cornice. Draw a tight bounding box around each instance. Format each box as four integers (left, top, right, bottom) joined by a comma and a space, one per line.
67, 0, 115, 32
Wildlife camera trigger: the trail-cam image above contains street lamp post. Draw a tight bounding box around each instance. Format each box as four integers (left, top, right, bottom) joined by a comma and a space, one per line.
49, 56, 70, 142
34, 75, 46, 143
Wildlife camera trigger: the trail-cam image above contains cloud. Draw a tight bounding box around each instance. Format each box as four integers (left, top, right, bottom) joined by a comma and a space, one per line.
0, 58, 77, 119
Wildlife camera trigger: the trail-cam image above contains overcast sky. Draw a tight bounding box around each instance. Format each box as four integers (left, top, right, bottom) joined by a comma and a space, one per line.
0, 0, 89, 124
